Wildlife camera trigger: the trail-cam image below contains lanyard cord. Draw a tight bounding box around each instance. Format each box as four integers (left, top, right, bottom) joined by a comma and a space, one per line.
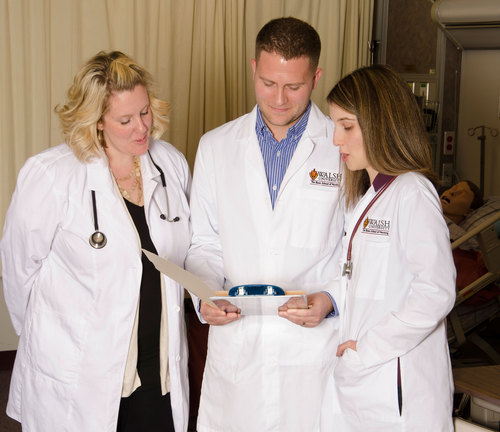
343, 176, 397, 278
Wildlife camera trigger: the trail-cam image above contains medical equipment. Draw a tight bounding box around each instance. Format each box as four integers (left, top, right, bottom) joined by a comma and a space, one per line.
228, 284, 285, 296
88, 152, 179, 249
147, 150, 180, 223
89, 190, 107, 249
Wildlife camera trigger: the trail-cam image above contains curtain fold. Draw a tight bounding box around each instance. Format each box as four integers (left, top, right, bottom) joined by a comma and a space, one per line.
0, 0, 373, 233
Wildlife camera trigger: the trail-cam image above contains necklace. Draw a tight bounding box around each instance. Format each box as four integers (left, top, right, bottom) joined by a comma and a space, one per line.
116, 156, 143, 205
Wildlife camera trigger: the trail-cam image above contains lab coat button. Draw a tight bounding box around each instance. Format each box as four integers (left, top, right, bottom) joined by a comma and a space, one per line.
174, 305, 180, 312
176, 355, 181, 362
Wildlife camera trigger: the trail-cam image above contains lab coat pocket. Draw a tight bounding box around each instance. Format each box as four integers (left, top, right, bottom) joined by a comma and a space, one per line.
26, 305, 87, 384
290, 188, 339, 248
352, 238, 389, 300
334, 350, 400, 420
207, 318, 245, 369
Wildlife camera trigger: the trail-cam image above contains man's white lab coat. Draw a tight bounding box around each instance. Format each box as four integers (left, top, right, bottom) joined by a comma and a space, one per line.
186, 103, 344, 432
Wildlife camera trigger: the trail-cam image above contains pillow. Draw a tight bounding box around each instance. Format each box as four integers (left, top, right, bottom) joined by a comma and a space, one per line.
461, 196, 500, 230
445, 216, 467, 243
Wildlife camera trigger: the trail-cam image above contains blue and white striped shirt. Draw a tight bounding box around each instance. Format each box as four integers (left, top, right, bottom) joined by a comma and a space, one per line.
256, 103, 311, 208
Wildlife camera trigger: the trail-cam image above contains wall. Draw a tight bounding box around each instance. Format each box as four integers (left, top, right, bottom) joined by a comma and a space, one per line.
386, 0, 437, 75
457, 50, 500, 197
382, 0, 444, 174
0, 279, 18, 351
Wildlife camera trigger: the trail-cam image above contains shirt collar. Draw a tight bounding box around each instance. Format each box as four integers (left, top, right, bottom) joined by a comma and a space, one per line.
255, 102, 312, 141
372, 173, 396, 192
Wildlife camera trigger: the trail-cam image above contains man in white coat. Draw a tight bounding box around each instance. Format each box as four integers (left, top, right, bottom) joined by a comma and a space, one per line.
186, 17, 343, 432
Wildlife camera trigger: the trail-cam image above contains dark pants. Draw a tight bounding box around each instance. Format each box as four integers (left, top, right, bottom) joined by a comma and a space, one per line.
117, 385, 175, 432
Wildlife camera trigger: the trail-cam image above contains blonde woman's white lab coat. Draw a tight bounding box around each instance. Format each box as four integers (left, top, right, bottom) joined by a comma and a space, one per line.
186, 103, 344, 432
331, 172, 456, 432
0, 140, 191, 432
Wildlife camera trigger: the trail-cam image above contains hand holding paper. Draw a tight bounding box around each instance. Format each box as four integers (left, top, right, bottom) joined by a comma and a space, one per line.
278, 292, 333, 327
211, 291, 308, 316
200, 300, 241, 325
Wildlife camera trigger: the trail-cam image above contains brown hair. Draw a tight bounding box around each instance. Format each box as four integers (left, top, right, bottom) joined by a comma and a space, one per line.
327, 64, 438, 208
465, 180, 484, 209
55, 51, 169, 162
255, 17, 321, 71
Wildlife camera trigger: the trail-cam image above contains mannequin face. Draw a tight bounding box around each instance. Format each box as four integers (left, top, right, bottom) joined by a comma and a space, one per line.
440, 181, 474, 222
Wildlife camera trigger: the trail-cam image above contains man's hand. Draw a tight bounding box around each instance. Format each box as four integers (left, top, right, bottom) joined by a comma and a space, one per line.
278, 292, 334, 327
200, 299, 241, 325
337, 340, 357, 356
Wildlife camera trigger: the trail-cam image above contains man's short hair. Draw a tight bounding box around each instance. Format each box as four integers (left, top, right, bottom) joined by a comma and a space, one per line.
255, 17, 321, 70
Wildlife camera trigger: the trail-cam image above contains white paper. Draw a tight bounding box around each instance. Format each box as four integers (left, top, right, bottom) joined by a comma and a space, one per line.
210, 294, 307, 316
143, 249, 219, 309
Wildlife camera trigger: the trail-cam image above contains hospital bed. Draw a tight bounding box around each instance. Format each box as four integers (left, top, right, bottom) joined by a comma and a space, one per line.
447, 196, 500, 365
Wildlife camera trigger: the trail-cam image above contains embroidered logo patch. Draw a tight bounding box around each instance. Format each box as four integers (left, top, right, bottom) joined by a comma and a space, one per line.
309, 168, 341, 187
362, 217, 391, 236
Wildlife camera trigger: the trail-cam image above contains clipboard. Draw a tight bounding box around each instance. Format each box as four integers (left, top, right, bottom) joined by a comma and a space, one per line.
143, 250, 308, 315
211, 290, 308, 316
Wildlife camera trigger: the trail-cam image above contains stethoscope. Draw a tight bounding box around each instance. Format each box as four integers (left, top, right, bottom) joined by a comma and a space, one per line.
342, 176, 396, 279
89, 151, 180, 249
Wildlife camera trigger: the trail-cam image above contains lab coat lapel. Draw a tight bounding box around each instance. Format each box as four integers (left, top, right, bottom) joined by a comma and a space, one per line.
86, 153, 115, 194
85, 153, 139, 251
139, 147, 172, 258
140, 149, 162, 222
244, 136, 271, 206
277, 135, 314, 197
241, 109, 274, 224
277, 104, 327, 199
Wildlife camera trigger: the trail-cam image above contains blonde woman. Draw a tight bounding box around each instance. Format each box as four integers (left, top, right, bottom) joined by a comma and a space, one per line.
0, 51, 191, 431
327, 64, 455, 431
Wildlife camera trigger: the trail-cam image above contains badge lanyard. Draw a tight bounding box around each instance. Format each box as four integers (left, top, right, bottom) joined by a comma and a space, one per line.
342, 176, 397, 279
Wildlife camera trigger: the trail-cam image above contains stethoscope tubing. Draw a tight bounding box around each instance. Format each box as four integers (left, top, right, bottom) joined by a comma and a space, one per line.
89, 190, 107, 249
88, 152, 178, 249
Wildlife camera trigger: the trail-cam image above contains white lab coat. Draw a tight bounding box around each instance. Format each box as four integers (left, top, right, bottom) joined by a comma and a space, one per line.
331, 172, 456, 432
0, 140, 191, 432
185, 103, 344, 432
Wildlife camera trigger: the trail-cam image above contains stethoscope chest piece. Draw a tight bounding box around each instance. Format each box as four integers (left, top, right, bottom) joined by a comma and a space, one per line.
89, 231, 107, 249
90, 190, 107, 249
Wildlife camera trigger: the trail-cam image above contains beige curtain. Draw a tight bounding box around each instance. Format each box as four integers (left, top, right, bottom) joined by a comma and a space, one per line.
0, 0, 373, 233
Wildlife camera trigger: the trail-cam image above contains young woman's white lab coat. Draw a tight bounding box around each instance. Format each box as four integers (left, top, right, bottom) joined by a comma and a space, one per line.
186, 103, 344, 432
0, 140, 191, 432
331, 172, 456, 432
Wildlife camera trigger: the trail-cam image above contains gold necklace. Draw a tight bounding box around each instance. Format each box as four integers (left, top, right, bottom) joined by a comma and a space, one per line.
116, 165, 135, 182
116, 156, 143, 205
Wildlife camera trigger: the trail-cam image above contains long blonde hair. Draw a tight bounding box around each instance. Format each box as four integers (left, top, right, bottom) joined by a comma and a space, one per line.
55, 51, 169, 162
327, 64, 437, 208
